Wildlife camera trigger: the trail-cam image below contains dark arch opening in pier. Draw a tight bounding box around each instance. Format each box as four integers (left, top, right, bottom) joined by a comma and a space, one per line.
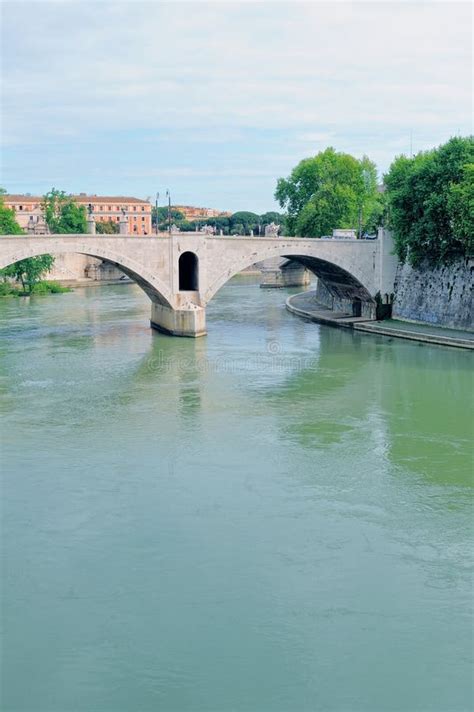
179, 252, 199, 291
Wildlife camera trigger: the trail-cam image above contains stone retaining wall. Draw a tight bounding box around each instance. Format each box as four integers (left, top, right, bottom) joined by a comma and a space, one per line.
392, 257, 473, 331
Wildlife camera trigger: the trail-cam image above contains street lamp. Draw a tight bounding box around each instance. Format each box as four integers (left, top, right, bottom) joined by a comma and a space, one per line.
168, 190, 172, 235
155, 192, 160, 235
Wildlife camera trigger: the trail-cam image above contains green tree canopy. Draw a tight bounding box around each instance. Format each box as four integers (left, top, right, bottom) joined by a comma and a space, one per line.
384, 136, 473, 265
275, 147, 382, 237
0, 189, 56, 292
96, 220, 119, 234
2, 255, 55, 294
0, 190, 23, 234
229, 211, 260, 234
42, 189, 87, 234
152, 207, 186, 228
259, 211, 284, 227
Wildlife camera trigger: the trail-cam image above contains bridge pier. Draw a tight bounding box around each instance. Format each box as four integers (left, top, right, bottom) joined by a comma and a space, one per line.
260, 258, 311, 288
150, 303, 207, 338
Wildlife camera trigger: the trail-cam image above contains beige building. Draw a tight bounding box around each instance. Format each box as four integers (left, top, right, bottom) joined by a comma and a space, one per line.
174, 205, 231, 222
4, 194, 152, 235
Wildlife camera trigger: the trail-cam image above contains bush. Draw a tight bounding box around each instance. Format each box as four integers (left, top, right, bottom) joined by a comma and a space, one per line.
0, 281, 20, 297
31, 281, 72, 295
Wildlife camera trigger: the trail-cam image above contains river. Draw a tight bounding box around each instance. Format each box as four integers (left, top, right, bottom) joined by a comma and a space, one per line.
1, 278, 472, 712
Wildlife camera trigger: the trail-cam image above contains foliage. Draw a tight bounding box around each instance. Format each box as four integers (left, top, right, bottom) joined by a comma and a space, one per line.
0, 189, 58, 292
42, 188, 87, 234
152, 207, 186, 228
174, 220, 196, 232
153, 210, 286, 236
384, 136, 474, 265
0, 278, 71, 297
96, 220, 119, 234
0, 189, 23, 235
275, 147, 383, 237
30, 280, 72, 295
1, 254, 55, 294
0, 281, 20, 297
258, 211, 287, 235
229, 211, 260, 234
448, 164, 474, 253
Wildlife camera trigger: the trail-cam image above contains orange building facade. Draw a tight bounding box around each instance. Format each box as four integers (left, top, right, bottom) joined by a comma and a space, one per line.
4, 194, 152, 235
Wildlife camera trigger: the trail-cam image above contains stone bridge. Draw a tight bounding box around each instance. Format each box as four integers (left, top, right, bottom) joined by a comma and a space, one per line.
0, 230, 398, 336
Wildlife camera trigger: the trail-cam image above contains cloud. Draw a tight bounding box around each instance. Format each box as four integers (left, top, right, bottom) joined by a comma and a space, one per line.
1, 1, 471, 211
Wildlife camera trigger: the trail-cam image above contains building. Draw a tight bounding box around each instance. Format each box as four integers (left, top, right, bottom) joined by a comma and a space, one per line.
4, 194, 152, 235
173, 205, 232, 222
3, 195, 44, 231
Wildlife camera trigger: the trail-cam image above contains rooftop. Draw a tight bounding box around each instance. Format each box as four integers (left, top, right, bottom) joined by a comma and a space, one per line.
4, 194, 150, 204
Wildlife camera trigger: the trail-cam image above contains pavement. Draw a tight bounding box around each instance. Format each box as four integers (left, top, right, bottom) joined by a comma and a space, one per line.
286, 291, 474, 350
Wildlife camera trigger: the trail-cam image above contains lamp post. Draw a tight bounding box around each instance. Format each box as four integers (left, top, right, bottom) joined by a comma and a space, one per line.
166, 189, 171, 235
155, 192, 159, 235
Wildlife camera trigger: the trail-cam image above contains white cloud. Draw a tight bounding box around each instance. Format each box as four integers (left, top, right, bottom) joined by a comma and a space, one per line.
1, 1, 471, 209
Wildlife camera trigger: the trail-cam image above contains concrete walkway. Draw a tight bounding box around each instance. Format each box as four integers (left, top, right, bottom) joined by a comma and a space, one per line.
354, 320, 474, 350
286, 291, 474, 350
286, 291, 372, 329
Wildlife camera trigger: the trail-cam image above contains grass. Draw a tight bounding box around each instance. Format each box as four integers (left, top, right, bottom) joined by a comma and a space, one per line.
0, 280, 72, 297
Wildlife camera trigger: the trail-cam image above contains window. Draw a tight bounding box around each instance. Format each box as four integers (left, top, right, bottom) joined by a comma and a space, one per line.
19, 205, 23, 210
133, 206, 137, 211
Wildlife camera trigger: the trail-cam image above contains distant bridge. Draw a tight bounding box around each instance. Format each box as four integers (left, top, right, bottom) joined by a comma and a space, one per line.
0, 230, 398, 336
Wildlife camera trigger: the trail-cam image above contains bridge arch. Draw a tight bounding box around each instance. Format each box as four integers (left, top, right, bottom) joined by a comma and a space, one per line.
0, 240, 174, 307
203, 241, 376, 306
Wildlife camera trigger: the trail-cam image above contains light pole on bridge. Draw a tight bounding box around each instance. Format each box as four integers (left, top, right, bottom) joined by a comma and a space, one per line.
155, 192, 160, 235
166, 189, 171, 236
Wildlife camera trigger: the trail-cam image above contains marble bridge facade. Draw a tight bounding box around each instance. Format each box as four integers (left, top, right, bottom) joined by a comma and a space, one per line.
0, 230, 398, 336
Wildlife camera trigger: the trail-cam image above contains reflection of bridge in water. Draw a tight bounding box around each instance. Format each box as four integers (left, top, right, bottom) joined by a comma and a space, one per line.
0, 229, 398, 336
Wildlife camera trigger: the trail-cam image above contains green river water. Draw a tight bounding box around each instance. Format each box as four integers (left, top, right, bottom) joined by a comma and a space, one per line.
1, 278, 472, 712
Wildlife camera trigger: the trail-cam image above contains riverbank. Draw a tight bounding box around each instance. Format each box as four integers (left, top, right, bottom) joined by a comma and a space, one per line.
287, 291, 474, 350
55, 277, 133, 288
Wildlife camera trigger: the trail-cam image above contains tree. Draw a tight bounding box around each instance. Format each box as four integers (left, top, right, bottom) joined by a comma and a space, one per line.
176, 220, 196, 232
42, 189, 87, 233
448, 163, 474, 257
0, 190, 23, 234
259, 211, 284, 226
229, 211, 260, 235
96, 220, 119, 234
275, 147, 382, 237
0, 189, 56, 291
384, 136, 474, 265
2, 255, 55, 294
152, 207, 185, 229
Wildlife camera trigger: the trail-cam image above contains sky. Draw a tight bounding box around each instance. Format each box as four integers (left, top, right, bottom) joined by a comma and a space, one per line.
1, 1, 472, 213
